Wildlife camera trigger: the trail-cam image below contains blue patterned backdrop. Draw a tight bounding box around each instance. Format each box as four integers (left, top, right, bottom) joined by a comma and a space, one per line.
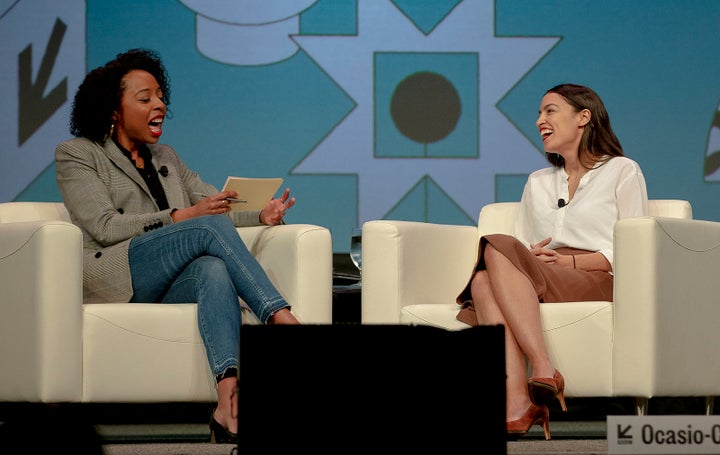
2, 0, 718, 252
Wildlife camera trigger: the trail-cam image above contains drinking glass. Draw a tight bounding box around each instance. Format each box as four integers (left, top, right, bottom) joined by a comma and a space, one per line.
349, 227, 362, 273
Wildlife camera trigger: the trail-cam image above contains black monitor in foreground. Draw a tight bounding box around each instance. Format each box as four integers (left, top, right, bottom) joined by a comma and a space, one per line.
238, 324, 506, 453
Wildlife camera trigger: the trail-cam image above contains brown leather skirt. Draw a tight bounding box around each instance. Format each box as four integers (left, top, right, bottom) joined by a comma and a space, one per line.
456, 234, 613, 327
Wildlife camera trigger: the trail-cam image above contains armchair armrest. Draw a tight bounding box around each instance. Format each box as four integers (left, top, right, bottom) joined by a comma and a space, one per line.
361, 220, 478, 324
613, 216, 720, 396
0, 220, 83, 402
237, 224, 332, 324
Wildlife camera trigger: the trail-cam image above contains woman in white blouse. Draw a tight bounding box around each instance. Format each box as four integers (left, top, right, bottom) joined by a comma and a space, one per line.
455, 84, 648, 440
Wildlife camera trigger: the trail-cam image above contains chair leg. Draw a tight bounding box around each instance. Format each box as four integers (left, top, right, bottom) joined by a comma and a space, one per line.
634, 397, 648, 416
705, 396, 715, 415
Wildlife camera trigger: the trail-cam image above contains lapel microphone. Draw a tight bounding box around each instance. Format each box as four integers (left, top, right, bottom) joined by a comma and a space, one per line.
558, 198, 567, 208
158, 166, 169, 177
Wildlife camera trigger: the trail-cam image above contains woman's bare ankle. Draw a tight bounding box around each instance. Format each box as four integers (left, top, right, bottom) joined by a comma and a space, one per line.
268, 308, 300, 325
215, 378, 238, 433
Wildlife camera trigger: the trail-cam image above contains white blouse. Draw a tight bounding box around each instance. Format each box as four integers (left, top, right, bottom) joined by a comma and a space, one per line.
515, 156, 648, 270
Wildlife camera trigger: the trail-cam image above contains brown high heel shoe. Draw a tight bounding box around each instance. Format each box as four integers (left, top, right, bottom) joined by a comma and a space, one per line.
528, 369, 567, 412
506, 404, 551, 440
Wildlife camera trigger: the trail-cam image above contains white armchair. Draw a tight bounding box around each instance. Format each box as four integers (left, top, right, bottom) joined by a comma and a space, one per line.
362, 200, 720, 414
0, 201, 333, 403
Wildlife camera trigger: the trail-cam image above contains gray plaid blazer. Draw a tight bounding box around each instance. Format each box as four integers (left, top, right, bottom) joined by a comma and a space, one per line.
55, 137, 263, 303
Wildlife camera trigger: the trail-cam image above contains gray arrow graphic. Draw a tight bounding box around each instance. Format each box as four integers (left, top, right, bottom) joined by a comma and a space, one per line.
18, 17, 68, 146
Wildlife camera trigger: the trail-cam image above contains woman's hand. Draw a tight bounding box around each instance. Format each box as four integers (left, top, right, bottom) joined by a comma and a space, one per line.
260, 188, 295, 226
172, 191, 236, 222
529, 237, 558, 264
195, 191, 236, 216
529, 237, 577, 268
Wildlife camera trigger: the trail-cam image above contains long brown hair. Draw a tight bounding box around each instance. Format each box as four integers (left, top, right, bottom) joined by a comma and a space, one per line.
544, 83, 624, 168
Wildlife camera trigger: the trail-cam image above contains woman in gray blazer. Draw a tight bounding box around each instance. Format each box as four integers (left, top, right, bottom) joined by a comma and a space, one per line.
56, 48, 297, 444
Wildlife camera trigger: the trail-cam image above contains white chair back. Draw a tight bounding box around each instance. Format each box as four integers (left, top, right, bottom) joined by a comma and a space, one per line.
476, 199, 692, 237
0, 202, 70, 223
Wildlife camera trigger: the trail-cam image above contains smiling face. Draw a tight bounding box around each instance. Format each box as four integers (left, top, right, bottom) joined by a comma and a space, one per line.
536, 92, 589, 158
112, 69, 166, 153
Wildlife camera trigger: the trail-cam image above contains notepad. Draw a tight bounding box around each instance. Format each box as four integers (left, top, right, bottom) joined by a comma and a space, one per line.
221, 176, 283, 212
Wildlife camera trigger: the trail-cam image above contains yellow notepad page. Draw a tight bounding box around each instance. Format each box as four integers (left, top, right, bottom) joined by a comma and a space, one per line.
222, 176, 283, 212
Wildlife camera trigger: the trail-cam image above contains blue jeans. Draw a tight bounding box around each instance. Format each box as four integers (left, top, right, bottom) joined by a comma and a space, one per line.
127, 215, 289, 380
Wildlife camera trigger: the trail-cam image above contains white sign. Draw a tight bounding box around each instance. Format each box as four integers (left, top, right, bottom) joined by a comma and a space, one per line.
608, 415, 720, 454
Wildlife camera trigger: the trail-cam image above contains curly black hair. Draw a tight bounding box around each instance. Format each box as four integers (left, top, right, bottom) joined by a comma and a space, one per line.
69, 48, 171, 143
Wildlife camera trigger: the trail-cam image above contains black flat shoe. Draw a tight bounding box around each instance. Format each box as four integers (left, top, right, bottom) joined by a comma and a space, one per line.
209, 412, 238, 444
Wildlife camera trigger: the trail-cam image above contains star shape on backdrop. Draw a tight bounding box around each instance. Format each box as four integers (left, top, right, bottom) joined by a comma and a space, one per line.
292, 0, 558, 224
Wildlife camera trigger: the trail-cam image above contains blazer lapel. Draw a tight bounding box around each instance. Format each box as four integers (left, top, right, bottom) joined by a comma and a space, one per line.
103, 140, 153, 197
148, 144, 186, 209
